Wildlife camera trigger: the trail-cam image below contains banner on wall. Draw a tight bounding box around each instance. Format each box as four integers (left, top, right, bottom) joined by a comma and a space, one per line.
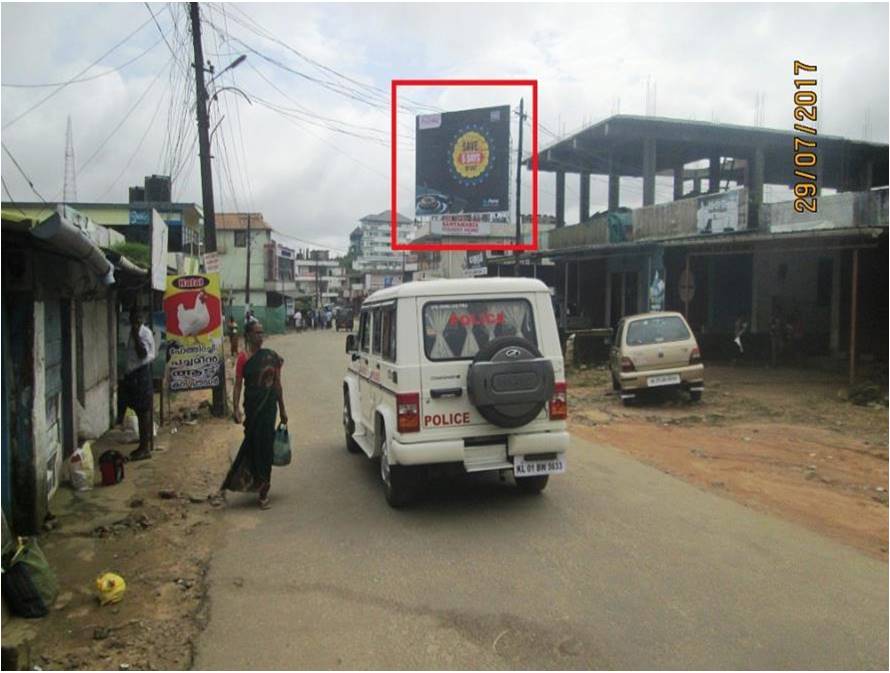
697, 190, 739, 234
163, 273, 224, 391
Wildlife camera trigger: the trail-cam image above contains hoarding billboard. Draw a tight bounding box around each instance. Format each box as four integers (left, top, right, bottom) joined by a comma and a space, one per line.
415, 105, 510, 222
163, 273, 224, 391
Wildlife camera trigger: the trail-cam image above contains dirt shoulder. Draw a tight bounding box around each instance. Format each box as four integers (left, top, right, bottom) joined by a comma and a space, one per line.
568, 364, 889, 560
3, 389, 239, 671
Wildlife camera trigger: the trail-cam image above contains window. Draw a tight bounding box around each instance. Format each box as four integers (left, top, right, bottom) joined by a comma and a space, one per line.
380, 305, 397, 362
358, 310, 370, 352
626, 316, 690, 346
371, 308, 382, 355
234, 231, 247, 247
422, 299, 536, 361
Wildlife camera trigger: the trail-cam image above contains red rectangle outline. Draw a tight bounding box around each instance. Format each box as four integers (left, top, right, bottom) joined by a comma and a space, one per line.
391, 79, 538, 252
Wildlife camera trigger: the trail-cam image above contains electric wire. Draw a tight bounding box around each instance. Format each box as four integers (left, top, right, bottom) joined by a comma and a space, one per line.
2, 14, 158, 130
2, 141, 49, 204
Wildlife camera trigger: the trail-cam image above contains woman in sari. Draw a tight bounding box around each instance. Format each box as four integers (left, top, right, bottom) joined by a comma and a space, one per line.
222, 321, 288, 509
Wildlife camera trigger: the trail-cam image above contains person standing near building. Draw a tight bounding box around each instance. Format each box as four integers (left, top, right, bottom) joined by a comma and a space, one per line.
294, 309, 303, 332
124, 306, 155, 461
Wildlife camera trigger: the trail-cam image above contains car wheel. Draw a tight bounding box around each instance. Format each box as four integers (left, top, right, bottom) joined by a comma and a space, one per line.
690, 390, 702, 402
621, 395, 634, 407
343, 391, 361, 454
378, 427, 415, 508
516, 474, 549, 494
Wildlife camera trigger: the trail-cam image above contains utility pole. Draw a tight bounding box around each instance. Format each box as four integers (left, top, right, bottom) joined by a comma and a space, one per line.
514, 97, 526, 271
315, 251, 321, 309
244, 213, 251, 304
189, 1, 226, 417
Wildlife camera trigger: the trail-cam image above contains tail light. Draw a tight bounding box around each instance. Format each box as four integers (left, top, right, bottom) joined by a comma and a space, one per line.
620, 357, 635, 372
396, 392, 420, 433
549, 382, 567, 420
689, 347, 701, 365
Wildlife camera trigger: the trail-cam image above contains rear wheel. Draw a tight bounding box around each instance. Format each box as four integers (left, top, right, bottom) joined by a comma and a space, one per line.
378, 424, 416, 508
516, 474, 549, 494
343, 390, 361, 454
689, 390, 702, 402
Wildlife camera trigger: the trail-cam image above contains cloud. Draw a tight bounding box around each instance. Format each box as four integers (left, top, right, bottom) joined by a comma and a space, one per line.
2, 2, 887, 249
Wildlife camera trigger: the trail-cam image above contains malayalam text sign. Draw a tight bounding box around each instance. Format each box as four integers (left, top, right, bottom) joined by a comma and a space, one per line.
163, 273, 224, 391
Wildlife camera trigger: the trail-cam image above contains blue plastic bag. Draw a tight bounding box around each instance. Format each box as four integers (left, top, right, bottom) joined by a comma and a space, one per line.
272, 424, 292, 467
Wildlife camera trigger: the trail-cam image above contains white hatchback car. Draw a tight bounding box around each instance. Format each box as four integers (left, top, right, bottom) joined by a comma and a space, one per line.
343, 278, 569, 507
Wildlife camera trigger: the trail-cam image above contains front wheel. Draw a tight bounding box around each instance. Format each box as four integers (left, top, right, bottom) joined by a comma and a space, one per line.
516, 474, 549, 494
689, 389, 702, 402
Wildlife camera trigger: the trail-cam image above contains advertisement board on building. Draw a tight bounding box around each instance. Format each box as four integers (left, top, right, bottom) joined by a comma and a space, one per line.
697, 190, 740, 234
415, 105, 510, 223
163, 273, 224, 391
464, 250, 488, 276
430, 214, 493, 237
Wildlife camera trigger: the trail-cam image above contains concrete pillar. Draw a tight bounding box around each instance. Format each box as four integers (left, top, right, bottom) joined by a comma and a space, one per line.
708, 153, 721, 193
749, 146, 765, 229
673, 161, 685, 201
579, 172, 590, 223
829, 251, 841, 355
642, 138, 656, 206
555, 171, 566, 228
608, 150, 620, 211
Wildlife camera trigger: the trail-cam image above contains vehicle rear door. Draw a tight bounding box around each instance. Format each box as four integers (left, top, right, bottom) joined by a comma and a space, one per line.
418, 294, 541, 435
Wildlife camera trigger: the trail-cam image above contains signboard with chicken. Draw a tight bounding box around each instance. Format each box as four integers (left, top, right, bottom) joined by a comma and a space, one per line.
163, 273, 224, 391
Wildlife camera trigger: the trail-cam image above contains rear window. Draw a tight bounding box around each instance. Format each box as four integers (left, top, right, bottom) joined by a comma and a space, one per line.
423, 299, 536, 361
626, 316, 690, 346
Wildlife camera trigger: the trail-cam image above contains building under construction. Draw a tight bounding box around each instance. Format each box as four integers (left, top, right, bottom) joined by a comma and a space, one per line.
492, 115, 888, 377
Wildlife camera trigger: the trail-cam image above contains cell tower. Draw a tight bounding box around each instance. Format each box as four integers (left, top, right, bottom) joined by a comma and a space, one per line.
63, 115, 77, 203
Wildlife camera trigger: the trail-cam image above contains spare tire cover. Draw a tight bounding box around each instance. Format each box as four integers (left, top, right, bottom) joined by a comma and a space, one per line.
467, 336, 555, 428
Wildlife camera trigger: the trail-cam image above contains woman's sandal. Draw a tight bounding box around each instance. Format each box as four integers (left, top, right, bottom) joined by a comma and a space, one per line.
258, 496, 271, 510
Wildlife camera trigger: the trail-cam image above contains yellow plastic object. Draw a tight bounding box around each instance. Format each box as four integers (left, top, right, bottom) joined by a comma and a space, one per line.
96, 572, 126, 606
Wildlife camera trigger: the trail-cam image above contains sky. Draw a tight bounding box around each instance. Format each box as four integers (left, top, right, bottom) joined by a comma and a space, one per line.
2, 2, 888, 253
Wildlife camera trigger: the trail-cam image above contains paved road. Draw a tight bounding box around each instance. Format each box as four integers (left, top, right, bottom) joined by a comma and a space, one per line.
195, 330, 888, 670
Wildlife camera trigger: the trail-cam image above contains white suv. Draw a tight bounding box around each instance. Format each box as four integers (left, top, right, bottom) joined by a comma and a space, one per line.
343, 278, 569, 507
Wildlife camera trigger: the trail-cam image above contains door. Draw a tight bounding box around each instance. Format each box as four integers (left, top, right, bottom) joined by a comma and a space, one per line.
418, 295, 540, 435
356, 308, 375, 433
43, 300, 66, 499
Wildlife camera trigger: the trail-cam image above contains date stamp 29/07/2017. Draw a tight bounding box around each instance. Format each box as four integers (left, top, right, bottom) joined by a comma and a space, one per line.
792, 61, 818, 213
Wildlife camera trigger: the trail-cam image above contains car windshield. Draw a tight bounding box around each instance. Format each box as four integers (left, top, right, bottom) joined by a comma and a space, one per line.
423, 299, 536, 360
626, 316, 690, 346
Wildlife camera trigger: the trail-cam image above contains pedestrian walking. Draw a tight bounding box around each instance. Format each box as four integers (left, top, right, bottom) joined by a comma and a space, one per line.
222, 321, 288, 509
122, 307, 155, 461
294, 309, 303, 332
227, 316, 239, 356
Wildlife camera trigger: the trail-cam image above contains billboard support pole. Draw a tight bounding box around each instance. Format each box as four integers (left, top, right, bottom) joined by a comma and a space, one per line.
514, 97, 526, 270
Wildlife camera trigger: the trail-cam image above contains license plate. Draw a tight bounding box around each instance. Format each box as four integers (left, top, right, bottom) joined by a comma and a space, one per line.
514, 454, 566, 476
647, 374, 681, 387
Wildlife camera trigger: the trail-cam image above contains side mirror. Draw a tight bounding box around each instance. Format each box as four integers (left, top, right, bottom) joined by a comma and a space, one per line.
345, 333, 356, 353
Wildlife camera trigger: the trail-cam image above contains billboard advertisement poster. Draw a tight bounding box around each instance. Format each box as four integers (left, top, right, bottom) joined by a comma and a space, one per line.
163, 273, 224, 391
697, 190, 739, 234
415, 105, 510, 221
430, 213, 493, 237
